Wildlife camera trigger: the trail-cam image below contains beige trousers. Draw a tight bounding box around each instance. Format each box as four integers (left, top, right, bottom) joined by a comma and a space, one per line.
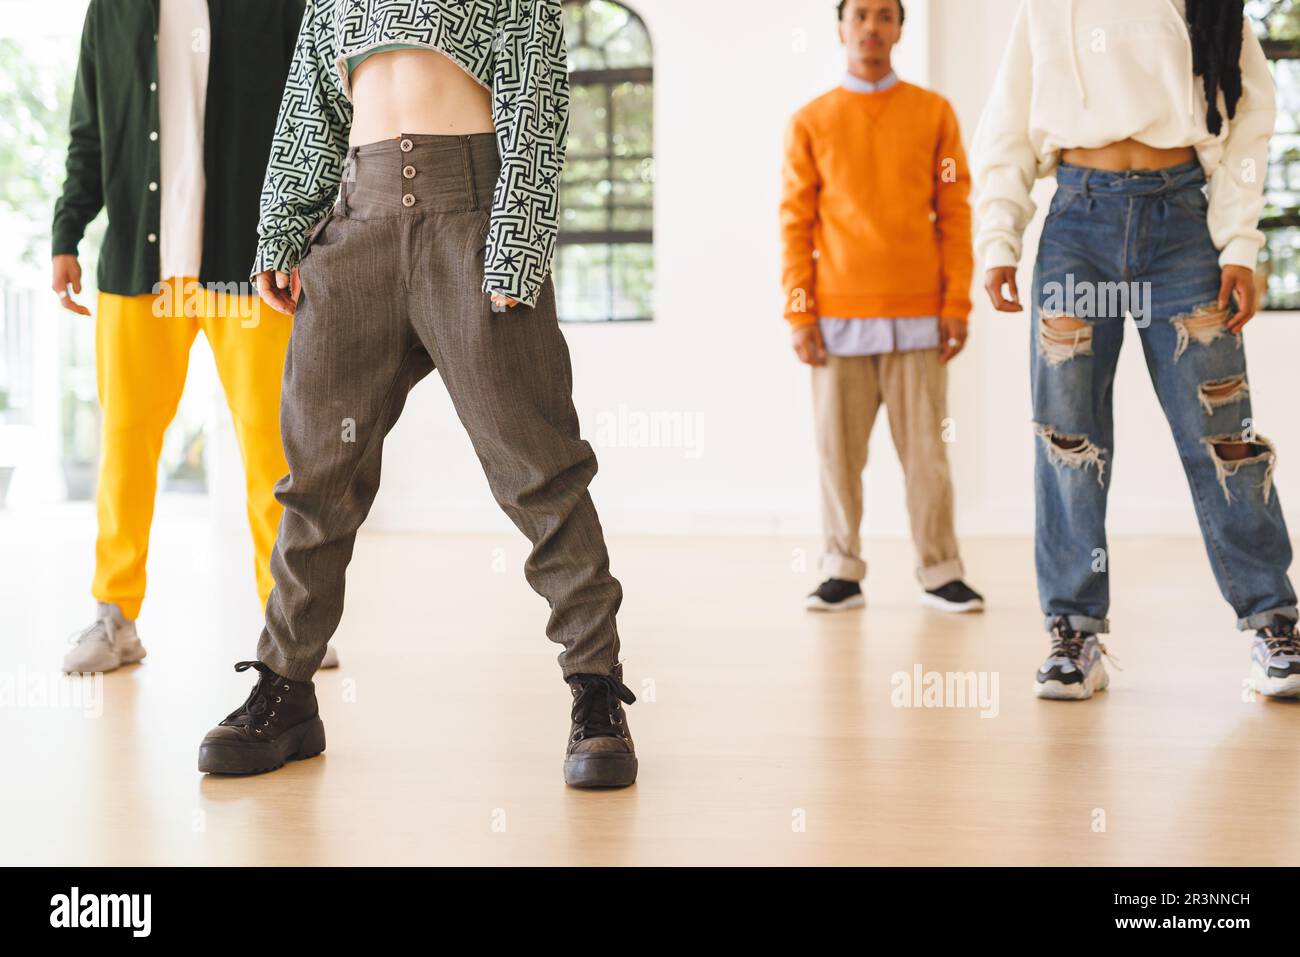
811, 349, 964, 589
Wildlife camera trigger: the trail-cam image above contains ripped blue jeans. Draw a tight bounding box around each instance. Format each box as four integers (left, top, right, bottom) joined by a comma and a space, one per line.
1030, 160, 1297, 634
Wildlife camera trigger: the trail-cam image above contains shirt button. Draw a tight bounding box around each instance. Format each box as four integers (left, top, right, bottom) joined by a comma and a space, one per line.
402, 194, 416, 207
402, 165, 416, 179
148, 182, 158, 191
147, 233, 157, 243
149, 131, 158, 141
150, 81, 157, 91
399, 138, 413, 152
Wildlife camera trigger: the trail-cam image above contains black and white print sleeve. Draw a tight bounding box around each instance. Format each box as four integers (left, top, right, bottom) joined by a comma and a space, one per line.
252, 0, 353, 278
487, 0, 570, 306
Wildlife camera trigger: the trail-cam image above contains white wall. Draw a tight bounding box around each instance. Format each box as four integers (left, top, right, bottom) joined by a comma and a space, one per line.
219, 0, 1299, 542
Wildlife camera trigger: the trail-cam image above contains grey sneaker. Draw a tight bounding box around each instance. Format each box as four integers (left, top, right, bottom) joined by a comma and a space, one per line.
1034, 616, 1110, 700
1250, 616, 1300, 699
62, 603, 147, 674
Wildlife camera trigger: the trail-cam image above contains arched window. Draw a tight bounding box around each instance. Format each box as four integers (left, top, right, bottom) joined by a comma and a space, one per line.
558, 0, 654, 322
1248, 1, 1300, 311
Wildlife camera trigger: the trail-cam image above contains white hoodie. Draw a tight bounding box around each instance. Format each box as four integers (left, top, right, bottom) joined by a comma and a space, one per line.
972, 0, 1276, 271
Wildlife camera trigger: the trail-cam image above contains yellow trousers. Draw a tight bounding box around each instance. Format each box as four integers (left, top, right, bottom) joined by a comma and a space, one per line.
93, 277, 291, 620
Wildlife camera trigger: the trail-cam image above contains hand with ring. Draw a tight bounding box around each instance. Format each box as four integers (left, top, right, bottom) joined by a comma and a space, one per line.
939, 315, 969, 364
52, 254, 91, 316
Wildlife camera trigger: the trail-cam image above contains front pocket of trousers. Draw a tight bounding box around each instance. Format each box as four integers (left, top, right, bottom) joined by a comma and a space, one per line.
1172, 186, 1210, 219
300, 207, 340, 267
1043, 188, 1084, 227
466, 214, 492, 303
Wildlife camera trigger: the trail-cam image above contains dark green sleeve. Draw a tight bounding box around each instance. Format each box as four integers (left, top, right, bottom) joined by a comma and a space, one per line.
51, 0, 103, 258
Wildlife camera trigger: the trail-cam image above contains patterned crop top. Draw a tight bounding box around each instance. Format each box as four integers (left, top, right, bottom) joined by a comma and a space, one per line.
253, 0, 570, 307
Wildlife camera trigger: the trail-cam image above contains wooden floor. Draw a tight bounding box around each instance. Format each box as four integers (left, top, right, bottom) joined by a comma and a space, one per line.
3, 502, 1299, 866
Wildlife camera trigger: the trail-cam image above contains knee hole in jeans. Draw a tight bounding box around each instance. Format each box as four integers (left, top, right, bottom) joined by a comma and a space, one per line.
1038, 312, 1093, 367
1034, 423, 1108, 487
1171, 302, 1233, 363
1203, 431, 1277, 505
1197, 374, 1250, 416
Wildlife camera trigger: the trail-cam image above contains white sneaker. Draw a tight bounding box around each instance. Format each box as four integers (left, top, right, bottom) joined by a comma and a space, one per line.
1250, 617, 1300, 699
62, 603, 147, 674
1034, 617, 1110, 700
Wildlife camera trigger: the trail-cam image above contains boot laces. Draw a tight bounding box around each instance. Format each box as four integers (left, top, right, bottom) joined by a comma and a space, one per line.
69, 616, 114, 648
1048, 616, 1121, 670
224, 661, 292, 734
1259, 616, 1300, 658
569, 673, 636, 742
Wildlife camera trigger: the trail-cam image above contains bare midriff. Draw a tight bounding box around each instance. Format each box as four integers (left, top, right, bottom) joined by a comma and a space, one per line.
348, 48, 495, 146
1060, 138, 1197, 172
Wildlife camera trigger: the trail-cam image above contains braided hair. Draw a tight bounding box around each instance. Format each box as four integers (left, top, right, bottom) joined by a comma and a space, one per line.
1185, 0, 1245, 135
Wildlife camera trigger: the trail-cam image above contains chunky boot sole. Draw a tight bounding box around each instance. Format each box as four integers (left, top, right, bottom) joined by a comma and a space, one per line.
197, 717, 327, 775
62, 639, 147, 675
1251, 662, 1300, 699
564, 752, 638, 788
1035, 664, 1109, 701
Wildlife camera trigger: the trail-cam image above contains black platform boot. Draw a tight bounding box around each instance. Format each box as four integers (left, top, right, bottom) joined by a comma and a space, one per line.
197, 661, 325, 774
564, 665, 638, 788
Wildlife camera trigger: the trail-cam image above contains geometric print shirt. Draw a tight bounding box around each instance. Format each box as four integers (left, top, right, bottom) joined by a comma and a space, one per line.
253, 0, 569, 307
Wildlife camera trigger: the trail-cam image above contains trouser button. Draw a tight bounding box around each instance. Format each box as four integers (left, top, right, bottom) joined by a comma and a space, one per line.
399, 138, 413, 152
402, 165, 416, 179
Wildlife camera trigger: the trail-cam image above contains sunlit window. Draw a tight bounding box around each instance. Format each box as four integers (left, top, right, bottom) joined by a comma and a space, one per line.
1248, 0, 1300, 311
558, 0, 654, 323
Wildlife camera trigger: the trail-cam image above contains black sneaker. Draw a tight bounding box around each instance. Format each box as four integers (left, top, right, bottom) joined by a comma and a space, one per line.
1250, 616, 1300, 698
197, 661, 325, 774
564, 665, 637, 788
921, 580, 985, 613
804, 578, 865, 612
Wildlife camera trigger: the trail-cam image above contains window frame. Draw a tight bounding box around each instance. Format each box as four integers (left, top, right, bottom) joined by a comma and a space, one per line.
557, 0, 655, 324
1249, 2, 1300, 312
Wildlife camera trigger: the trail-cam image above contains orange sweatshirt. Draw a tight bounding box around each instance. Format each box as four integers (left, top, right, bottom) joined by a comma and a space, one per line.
780, 82, 973, 329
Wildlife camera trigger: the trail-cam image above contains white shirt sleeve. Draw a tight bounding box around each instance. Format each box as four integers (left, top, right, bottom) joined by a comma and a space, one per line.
970, 0, 1038, 271
1207, 18, 1277, 270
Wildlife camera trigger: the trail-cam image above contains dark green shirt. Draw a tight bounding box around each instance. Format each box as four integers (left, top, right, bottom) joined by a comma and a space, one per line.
51, 0, 304, 297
